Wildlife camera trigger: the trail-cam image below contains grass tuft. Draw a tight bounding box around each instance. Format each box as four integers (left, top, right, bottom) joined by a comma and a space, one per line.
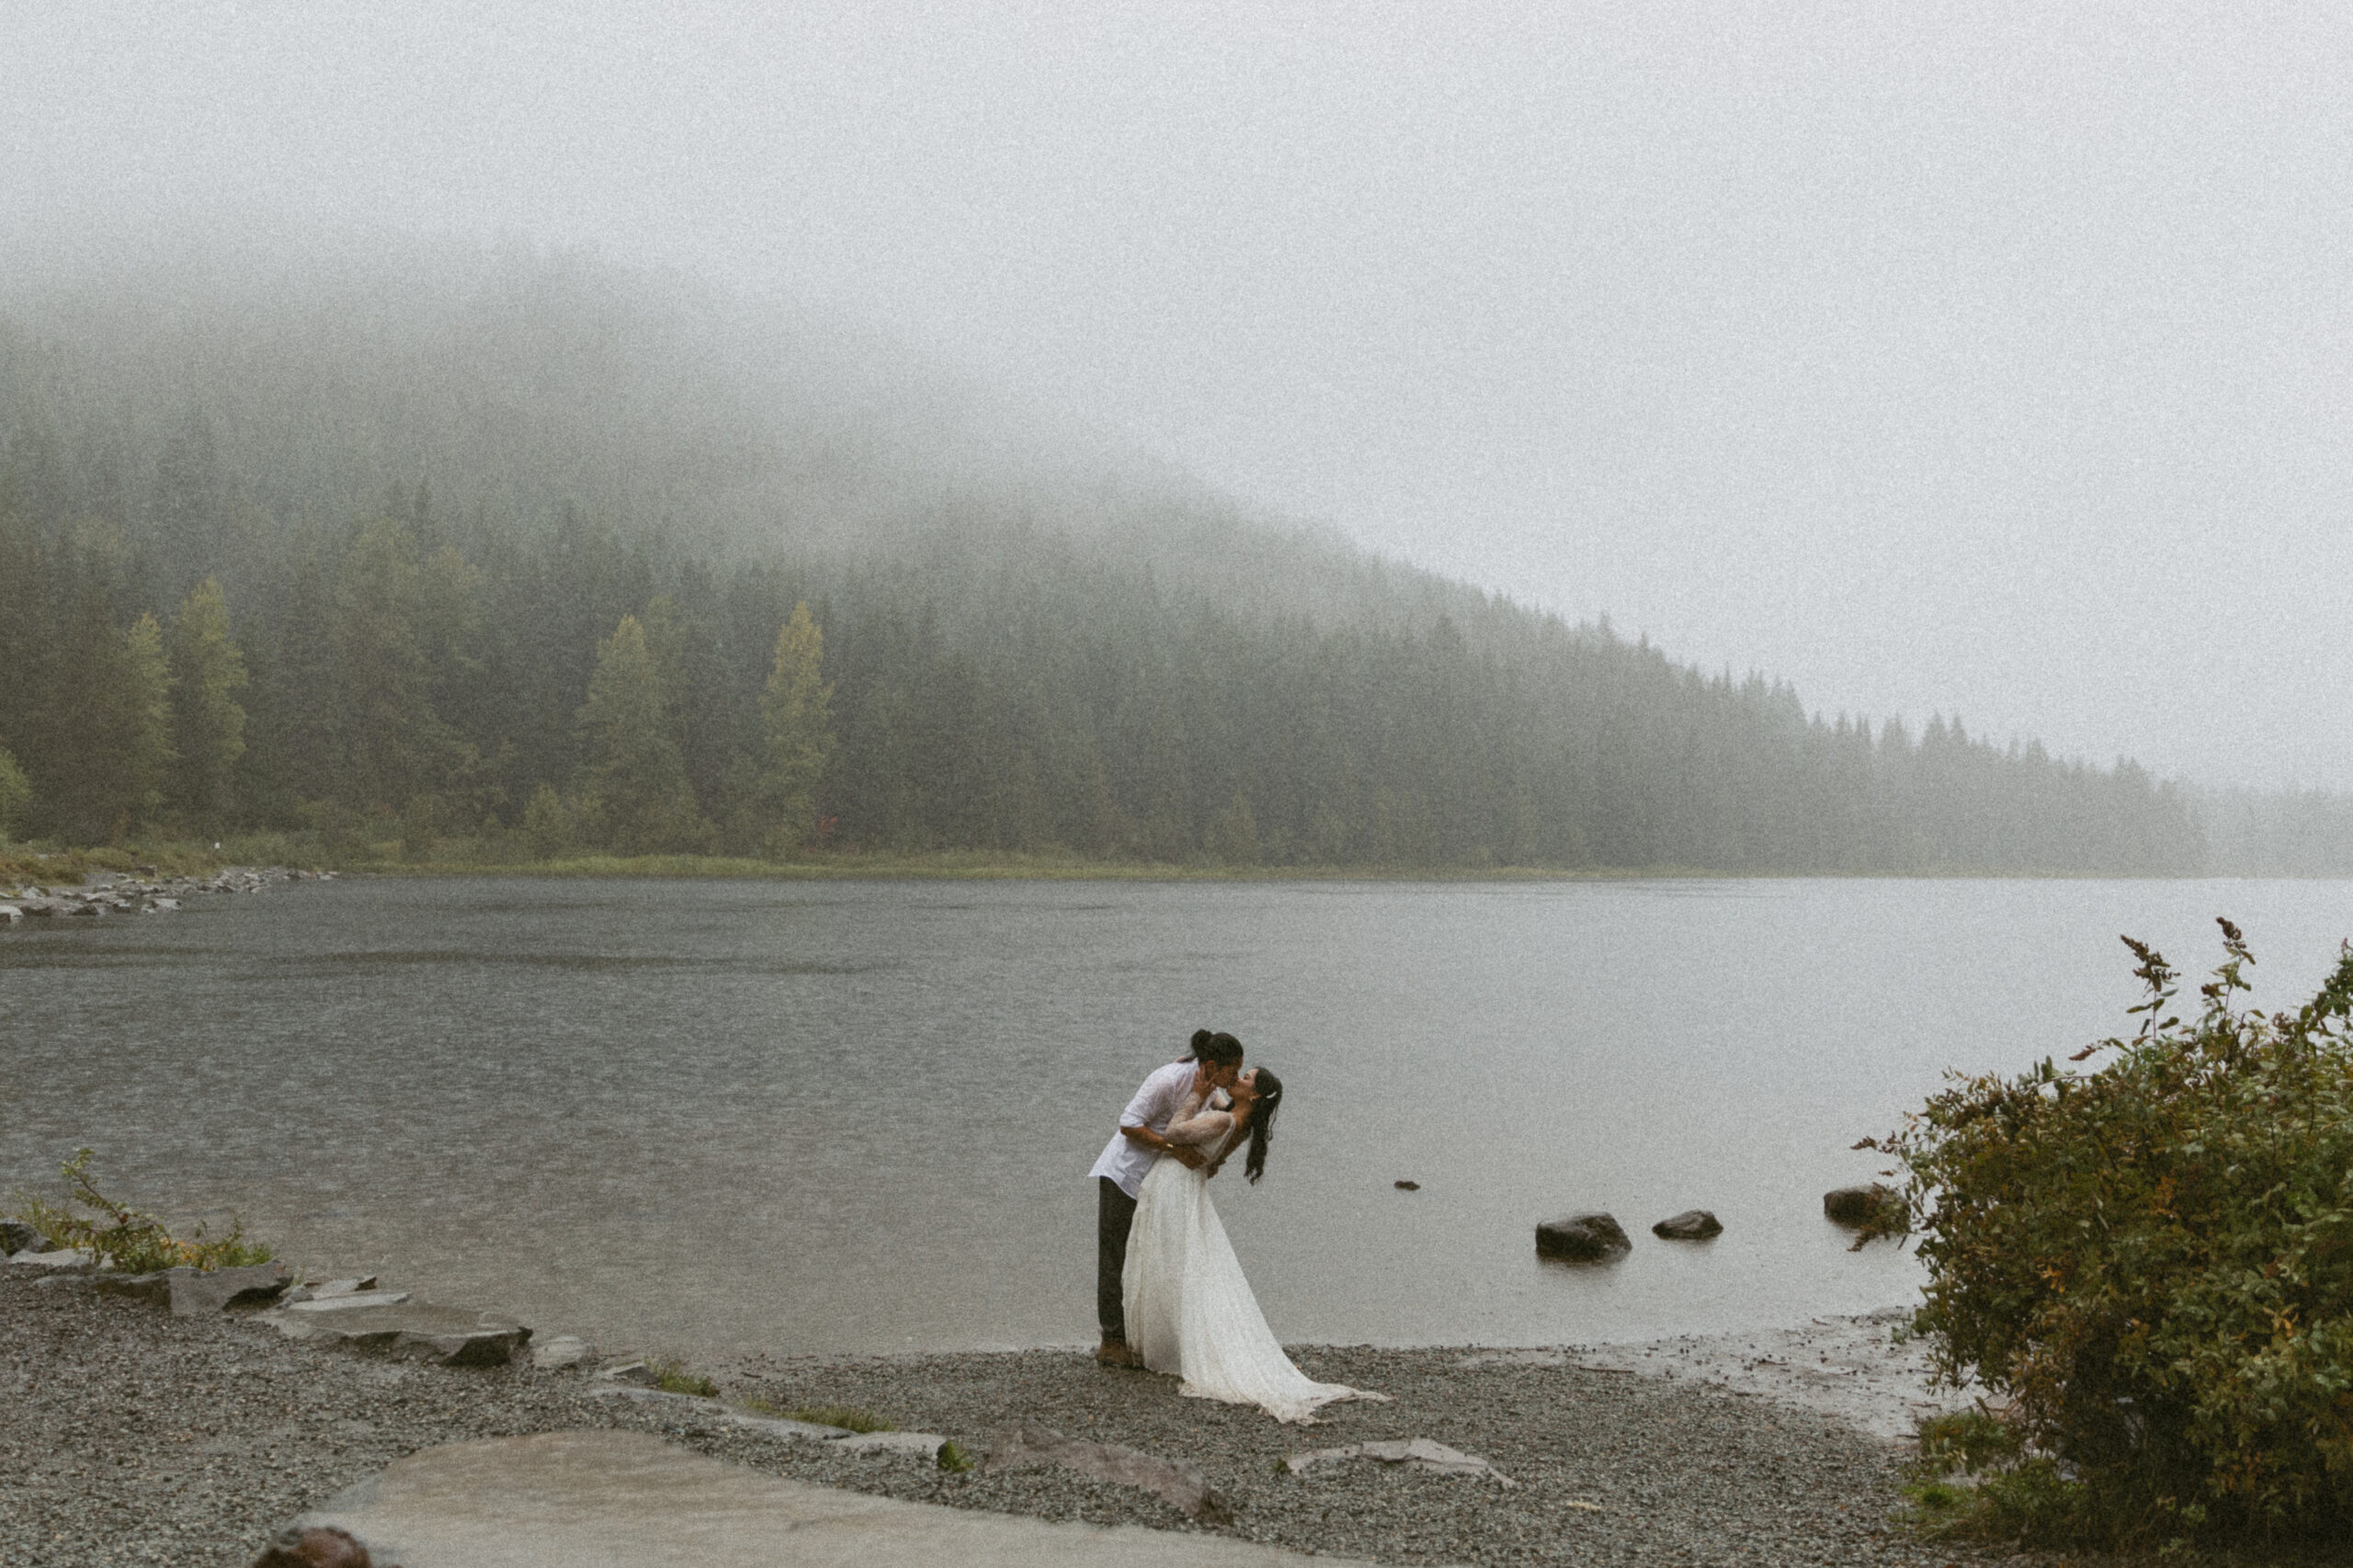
647, 1358, 718, 1398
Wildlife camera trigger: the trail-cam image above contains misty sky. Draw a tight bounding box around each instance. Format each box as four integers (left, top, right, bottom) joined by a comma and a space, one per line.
6, 2, 2349, 790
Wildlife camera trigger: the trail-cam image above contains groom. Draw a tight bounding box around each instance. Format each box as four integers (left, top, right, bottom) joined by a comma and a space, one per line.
1088, 1030, 1245, 1368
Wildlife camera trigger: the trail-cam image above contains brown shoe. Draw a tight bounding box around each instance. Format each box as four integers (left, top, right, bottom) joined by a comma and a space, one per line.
1095, 1336, 1136, 1368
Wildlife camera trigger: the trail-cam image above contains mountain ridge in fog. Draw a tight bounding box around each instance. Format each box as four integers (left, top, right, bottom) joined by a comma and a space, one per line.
0, 241, 2245, 872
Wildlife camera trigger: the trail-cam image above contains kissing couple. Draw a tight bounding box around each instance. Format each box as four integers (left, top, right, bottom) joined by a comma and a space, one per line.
1087, 1028, 1380, 1423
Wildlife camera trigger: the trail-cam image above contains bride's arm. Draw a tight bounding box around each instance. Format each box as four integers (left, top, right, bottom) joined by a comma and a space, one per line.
1161, 1097, 1235, 1147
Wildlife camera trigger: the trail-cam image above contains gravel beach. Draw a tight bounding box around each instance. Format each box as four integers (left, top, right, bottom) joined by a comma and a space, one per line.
2, 1267, 2016, 1568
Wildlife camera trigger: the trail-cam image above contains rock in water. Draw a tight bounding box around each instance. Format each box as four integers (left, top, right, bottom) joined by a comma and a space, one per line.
1535, 1211, 1631, 1261
1823, 1184, 1901, 1228
1652, 1210, 1723, 1240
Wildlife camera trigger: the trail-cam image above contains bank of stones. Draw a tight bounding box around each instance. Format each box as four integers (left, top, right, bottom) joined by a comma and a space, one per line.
0, 864, 329, 926
0, 1261, 2019, 1568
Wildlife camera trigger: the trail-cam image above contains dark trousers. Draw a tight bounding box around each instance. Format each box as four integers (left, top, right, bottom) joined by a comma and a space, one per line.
1097, 1176, 1139, 1341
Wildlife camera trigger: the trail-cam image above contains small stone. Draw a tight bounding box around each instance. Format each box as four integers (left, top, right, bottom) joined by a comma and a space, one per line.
1394, 1179, 1420, 1190
305, 1276, 379, 1296
1536, 1211, 1632, 1262
834, 1430, 952, 1458
530, 1334, 595, 1370
597, 1359, 663, 1386
1652, 1210, 1723, 1240
0, 1219, 42, 1256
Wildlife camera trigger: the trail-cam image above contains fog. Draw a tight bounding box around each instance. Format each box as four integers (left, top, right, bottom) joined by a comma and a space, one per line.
6, 3, 2349, 790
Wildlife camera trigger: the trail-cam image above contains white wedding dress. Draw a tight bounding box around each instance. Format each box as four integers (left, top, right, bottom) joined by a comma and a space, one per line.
1120, 1091, 1380, 1423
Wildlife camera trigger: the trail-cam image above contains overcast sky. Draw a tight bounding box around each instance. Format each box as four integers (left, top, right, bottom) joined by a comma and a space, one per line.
6, 2, 2349, 790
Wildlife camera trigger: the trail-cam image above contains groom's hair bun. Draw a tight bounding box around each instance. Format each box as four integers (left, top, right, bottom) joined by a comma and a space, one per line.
1189, 1029, 1245, 1067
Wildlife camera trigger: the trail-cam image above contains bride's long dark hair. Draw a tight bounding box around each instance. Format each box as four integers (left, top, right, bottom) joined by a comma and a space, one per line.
1242, 1068, 1283, 1184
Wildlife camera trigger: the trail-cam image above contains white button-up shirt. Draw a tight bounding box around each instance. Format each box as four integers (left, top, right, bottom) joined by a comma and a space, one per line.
1088, 1059, 1199, 1199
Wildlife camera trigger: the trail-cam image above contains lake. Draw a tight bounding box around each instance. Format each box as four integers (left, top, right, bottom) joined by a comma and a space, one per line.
5, 875, 2348, 1364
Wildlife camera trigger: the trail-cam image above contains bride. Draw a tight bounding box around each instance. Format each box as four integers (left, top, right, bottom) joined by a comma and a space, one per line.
1120, 1064, 1379, 1422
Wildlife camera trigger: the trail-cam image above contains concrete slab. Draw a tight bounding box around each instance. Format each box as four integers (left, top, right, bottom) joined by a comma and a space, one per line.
302, 1428, 1376, 1568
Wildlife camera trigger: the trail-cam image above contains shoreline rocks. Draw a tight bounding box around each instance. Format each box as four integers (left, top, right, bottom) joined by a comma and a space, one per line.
1824, 1183, 1903, 1229
1652, 1209, 1723, 1240
1535, 1211, 1632, 1262
0, 865, 333, 927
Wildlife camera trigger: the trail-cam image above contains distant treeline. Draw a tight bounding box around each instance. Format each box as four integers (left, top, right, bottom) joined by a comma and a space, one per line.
0, 250, 2216, 872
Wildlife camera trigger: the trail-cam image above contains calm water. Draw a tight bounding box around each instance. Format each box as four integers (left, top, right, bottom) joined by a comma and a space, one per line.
5, 876, 2349, 1363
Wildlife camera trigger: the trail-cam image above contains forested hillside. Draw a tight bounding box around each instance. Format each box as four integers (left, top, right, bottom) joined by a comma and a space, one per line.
0, 248, 2205, 873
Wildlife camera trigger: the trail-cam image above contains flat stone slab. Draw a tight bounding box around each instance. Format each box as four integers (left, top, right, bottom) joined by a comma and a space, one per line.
1283, 1437, 1516, 1487
301, 1428, 1375, 1568
260, 1300, 529, 1366
285, 1289, 413, 1312
171, 1262, 293, 1315
6, 1248, 95, 1275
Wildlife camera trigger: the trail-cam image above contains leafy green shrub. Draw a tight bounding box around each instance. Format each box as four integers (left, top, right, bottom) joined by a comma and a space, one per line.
11, 1148, 272, 1273
936, 1438, 973, 1472
1863, 921, 2353, 1547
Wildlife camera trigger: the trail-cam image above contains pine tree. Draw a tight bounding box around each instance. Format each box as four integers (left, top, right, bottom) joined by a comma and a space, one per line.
1205, 789, 1261, 866
751, 602, 835, 857
577, 614, 699, 853
0, 748, 31, 841
334, 518, 464, 810
165, 577, 248, 831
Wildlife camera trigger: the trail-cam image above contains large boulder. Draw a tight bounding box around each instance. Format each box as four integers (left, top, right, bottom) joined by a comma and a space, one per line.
1536, 1211, 1632, 1261
1824, 1183, 1902, 1228
1652, 1210, 1723, 1241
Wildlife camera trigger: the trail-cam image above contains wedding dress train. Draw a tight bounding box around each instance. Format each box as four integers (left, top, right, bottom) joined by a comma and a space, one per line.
1120, 1097, 1378, 1423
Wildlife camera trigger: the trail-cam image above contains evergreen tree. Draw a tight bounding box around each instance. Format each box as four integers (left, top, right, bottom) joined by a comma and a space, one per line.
1205, 789, 1261, 866
576, 614, 699, 853
0, 747, 31, 841
747, 601, 835, 857
333, 518, 466, 810
165, 577, 248, 832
